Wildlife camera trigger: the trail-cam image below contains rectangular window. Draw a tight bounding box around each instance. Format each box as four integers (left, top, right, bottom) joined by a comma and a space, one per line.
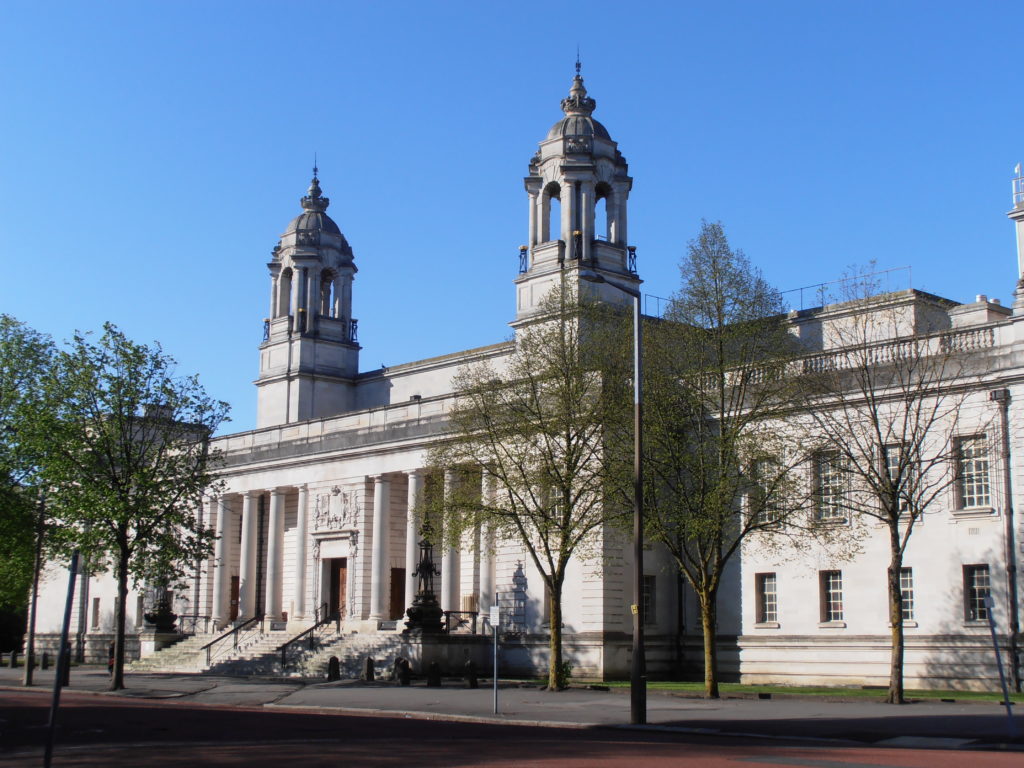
642, 575, 657, 626
91, 597, 100, 630
819, 570, 843, 622
956, 436, 990, 508
963, 564, 990, 622
900, 567, 914, 622
750, 460, 781, 524
755, 573, 778, 624
815, 451, 846, 521
883, 444, 914, 514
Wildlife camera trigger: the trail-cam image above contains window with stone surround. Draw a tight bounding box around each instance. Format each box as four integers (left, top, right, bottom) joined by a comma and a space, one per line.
900, 567, 914, 622
814, 451, 847, 521
819, 570, 844, 623
963, 564, 990, 622
755, 573, 778, 624
955, 435, 990, 509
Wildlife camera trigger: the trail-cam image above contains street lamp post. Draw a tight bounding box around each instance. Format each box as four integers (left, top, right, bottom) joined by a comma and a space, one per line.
580, 269, 646, 725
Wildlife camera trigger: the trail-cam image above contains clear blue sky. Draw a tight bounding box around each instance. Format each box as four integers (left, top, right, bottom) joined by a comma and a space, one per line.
2, 2, 1022, 433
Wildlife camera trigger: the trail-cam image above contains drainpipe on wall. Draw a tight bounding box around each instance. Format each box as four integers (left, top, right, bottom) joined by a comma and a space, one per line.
990, 388, 1021, 691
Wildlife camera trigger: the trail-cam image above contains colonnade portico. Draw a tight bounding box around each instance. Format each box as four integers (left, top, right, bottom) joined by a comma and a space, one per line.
203, 468, 496, 634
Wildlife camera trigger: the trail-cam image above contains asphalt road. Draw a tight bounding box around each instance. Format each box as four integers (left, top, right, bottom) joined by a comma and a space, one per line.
1, 668, 1022, 767
1, 688, 1022, 768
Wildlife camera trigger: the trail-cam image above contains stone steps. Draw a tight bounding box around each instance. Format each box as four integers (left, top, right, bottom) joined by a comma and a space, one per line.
299, 633, 408, 679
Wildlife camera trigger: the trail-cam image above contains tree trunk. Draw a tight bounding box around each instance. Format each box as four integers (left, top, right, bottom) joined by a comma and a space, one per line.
698, 590, 719, 698
110, 549, 129, 691
22, 511, 45, 687
548, 582, 565, 690
886, 534, 905, 704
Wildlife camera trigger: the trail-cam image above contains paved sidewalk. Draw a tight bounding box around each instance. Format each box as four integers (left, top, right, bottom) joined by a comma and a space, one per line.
2, 667, 1021, 750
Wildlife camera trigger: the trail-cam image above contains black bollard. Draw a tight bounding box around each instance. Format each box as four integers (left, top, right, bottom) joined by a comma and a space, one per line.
360, 656, 375, 682
465, 658, 478, 689
8, 650, 17, 669
326, 656, 341, 682
394, 657, 411, 686
426, 661, 442, 687
41, 652, 49, 670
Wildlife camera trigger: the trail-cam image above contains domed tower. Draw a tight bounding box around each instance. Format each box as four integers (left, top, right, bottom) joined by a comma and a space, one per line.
256, 170, 359, 427
514, 68, 639, 325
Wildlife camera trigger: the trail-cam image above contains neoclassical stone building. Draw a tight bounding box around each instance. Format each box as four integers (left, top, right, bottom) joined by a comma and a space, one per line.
31, 72, 1024, 689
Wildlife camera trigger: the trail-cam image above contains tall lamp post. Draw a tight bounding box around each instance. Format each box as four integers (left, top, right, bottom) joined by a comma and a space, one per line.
580, 269, 646, 725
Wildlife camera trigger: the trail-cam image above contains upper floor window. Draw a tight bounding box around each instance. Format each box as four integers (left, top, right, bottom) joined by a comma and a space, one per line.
750, 459, 782, 525
814, 451, 846, 521
883, 443, 915, 514
955, 435, 990, 509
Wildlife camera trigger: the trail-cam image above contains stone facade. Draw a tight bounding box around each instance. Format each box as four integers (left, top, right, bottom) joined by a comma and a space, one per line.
29, 73, 1024, 689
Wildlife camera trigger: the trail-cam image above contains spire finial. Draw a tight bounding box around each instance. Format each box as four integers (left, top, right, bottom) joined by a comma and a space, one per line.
561, 58, 596, 117
301, 163, 330, 213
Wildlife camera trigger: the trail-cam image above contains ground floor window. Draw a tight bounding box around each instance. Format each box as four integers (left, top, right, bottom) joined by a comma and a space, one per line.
963, 564, 990, 622
819, 570, 843, 622
900, 567, 914, 622
642, 575, 656, 625
755, 573, 777, 623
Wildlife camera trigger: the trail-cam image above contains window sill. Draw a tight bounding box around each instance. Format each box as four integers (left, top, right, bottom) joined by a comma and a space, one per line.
888, 621, 918, 628
818, 620, 847, 629
754, 621, 780, 629
963, 620, 989, 628
815, 517, 849, 526
951, 506, 996, 520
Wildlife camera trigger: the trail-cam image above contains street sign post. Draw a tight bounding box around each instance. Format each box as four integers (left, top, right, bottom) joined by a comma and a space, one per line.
490, 603, 500, 714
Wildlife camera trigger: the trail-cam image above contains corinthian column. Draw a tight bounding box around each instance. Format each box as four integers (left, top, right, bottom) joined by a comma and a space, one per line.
441, 469, 460, 612
293, 485, 308, 620
479, 474, 496, 617
265, 488, 285, 621
404, 470, 424, 613
211, 495, 232, 628
368, 475, 391, 622
237, 492, 258, 621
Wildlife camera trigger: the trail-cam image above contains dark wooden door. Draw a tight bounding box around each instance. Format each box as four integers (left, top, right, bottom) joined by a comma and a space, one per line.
329, 558, 347, 619
389, 567, 406, 619
229, 577, 239, 621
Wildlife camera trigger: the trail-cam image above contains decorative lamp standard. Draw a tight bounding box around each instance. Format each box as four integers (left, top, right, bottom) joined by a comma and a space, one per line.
580, 269, 645, 725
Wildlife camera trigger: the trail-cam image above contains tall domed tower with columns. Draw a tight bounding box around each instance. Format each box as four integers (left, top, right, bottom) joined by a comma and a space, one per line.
256, 170, 360, 427
515, 66, 641, 326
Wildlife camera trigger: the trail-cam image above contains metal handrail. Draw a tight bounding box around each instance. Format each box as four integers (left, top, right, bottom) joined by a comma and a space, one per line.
278, 603, 338, 671
443, 610, 479, 634
177, 614, 211, 636
200, 616, 263, 667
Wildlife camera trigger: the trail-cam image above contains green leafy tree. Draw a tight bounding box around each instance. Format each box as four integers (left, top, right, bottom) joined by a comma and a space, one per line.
606, 222, 811, 698
429, 282, 622, 690
39, 323, 229, 690
0, 315, 59, 684
0, 315, 54, 613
